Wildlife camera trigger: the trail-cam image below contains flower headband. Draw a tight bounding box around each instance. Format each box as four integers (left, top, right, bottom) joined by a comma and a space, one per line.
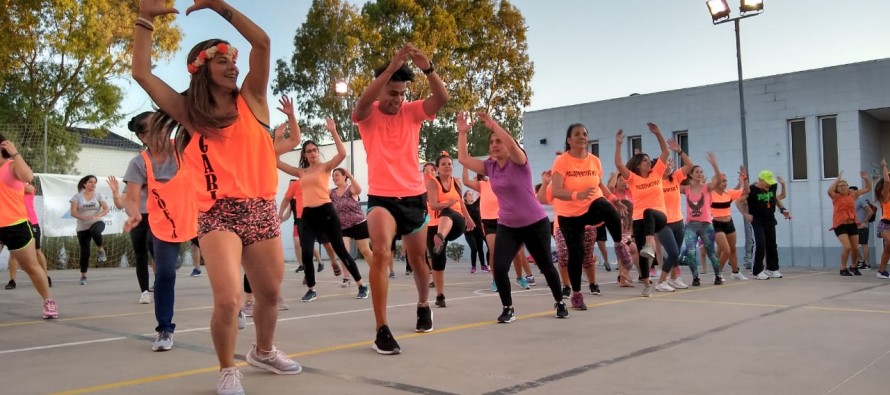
187, 43, 239, 74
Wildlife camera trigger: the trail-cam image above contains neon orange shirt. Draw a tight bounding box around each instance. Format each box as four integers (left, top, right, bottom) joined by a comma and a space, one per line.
625, 160, 668, 220
299, 166, 331, 208
142, 151, 197, 242
0, 161, 27, 227
183, 95, 278, 212
662, 169, 687, 223
550, 152, 604, 217
711, 189, 744, 218
479, 180, 499, 220
356, 100, 434, 197
428, 176, 462, 227
284, 180, 304, 218
831, 194, 857, 229
882, 198, 890, 221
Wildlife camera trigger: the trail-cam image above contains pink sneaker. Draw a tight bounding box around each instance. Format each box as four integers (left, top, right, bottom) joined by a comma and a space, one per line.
43, 299, 58, 319
470, 267, 477, 274
481, 265, 490, 273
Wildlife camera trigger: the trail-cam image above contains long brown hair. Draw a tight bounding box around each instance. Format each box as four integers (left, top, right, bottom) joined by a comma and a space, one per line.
185, 39, 239, 133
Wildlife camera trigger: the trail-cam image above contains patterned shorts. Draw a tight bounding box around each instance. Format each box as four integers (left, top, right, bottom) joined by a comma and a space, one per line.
198, 198, 280, 246
556, 225, 597, 269
877, 219, 890, 237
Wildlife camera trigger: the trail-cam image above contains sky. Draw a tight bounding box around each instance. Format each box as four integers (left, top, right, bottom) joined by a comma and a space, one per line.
114, 0, 890, 135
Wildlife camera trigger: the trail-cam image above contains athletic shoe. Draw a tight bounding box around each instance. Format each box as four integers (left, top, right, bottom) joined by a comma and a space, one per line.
691, 277, 701, 287
668, 278, 689, 289
217, 367, 244, 395
858, 261, 871, 270
840, 268, 853, 276
190, 268, 202, 277
278, 296, 289, 310
641, 284, 652, 297
246, 344, 302, 374
490, 281, 498, 292
237, 310, 246, 330
744, 263, 752, 270
731, 272, 749, 280
526, 275, 536, 286
470, 266, 476, 274
152, 330, 174, 351
139, 291, 151, 304
301, 289, 317, 302
497, 306, 515, 323
877, 271, 890, 279
570, 292, 587, 310
242, 301, 254, 317
341, 278, 351, 288
561, 285, 571, 298
755, 272, 770, 280
655, 281, 675, 292
765, 270, 783, 278
481, 265, 490, 273
388, 272, 396, 279
356, 284, 369, 299
589, 283, 601, 295
850, 267, 862, 276
639, 244, 656, 259
295, 265, 304, 273
555, 301, 569, 318
416, 305, 433, 333
79, 277, 87, 285
4, 279, 15, 289
317, 262, 324, 273
42, 299, 58, 319
516, 277, 529, 290
97, 250, 107, 263
372, 325, 400, 355
406, 269, 413, 275
604, 260, 613, 272
714, 275, 724, 285
435, 294, 446, 308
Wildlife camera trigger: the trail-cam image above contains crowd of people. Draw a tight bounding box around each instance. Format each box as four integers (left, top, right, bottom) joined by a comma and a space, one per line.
0, 1, 886, 394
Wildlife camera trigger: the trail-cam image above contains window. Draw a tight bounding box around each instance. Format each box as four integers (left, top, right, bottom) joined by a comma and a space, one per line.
628, 135, 642, 158
820, 116, 839, 179
673, 131, 689, 165
589, 140, 599, 156
789, 119, 807, 180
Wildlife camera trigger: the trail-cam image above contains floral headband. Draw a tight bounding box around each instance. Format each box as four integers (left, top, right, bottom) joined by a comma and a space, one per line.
187, 43, 239, 74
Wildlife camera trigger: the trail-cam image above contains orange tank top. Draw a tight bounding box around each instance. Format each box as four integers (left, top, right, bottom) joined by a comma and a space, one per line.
143, 152, 198, 242
0, 161, 27, 227
300, 166, 331, 208
428, 176, 462, 227
479, 180, 499, 220
831, 194, 857, 229
881, 197, 890, 221
183, 95, 278, 212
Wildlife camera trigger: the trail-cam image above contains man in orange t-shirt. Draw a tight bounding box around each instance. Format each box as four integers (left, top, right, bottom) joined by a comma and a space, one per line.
354, 45, 449, 355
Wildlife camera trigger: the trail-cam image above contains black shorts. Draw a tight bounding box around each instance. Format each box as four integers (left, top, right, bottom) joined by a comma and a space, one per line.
0, 221, 34, 251
481, 219, 498, 237
713, 219, 736, 234
595, 223, 608, 242
342, 221, 370, 240
859, 227, 870, 245
367, 193, 429, 237
833, 223, 858, 237
30, 223, 41, 250
190, 237, 200, 248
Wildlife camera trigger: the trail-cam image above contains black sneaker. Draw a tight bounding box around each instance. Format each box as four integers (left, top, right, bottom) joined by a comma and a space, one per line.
856, 260, 868, 270
356, 284, 369, 299
691, 277, 701, 287
840, 268, 853, 276
555, 301, 569, 319
850, 267, 862, 276
714, 276, 724, 285
497, 306, 515, 323
301, 289, 317, 302
295, 265, 304, 273
371, 325, 401, 355
429, 281, 435, 288
435, 294, 446, 308
589, 283, 601, 295
317, 262, 325, 273
5, 279, 15, 290
415, 305, 433, 333
561, 285, 571, 298
603, 260, 612, 272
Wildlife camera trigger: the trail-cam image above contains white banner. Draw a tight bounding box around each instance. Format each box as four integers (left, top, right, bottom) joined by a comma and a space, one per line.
37, 173, 128, 237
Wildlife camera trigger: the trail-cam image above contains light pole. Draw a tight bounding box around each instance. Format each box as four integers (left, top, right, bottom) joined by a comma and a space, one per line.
706, 0, 764, 171
334, 80, 354, 174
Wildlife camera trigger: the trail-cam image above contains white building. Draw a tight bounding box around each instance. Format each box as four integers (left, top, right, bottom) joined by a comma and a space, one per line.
522, 58, 890, 267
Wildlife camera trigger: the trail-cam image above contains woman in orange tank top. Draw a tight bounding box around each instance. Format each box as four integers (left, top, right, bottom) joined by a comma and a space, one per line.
828, 171, 872, 276
132, 1, 303, 391
871, 159, 890, 278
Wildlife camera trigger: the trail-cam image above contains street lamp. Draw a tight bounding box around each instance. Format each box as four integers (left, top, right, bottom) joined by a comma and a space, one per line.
706, 0, 764, 172
334, 80, 354, 174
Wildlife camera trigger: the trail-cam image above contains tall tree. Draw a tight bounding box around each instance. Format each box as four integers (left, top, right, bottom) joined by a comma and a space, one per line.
0, 0, 181, 173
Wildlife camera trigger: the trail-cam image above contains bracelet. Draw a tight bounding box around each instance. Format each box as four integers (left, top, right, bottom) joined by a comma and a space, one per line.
10, 152, 20, 158
135, 17, 155, 31
135, 21, 154, 31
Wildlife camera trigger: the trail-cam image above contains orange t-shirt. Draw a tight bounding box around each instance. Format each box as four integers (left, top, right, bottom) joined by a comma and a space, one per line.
299, 166, 331, 208
0, 161, 27, 227
284, 180, 304, 218
356, 100, 434, 197
831, 194, 857, 229
711, 189, 744, 218
428, 176, 462, 227
550, 153, 604, 217
184, 95, 278, 212
479, 180, 499, 220
142, 151, 197, 243
625, 160, 668, 220
662, 169, 687, 223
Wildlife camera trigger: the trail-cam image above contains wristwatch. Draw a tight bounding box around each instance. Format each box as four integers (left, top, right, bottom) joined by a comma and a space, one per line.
421, 61, 435, 75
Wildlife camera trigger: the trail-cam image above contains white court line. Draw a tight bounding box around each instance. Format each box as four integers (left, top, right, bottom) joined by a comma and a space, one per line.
822, 347, 890, 394
0, 337, 127, 355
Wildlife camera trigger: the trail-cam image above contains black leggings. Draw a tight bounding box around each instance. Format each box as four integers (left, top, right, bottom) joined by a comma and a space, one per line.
427, 209, 466, 271
558, 197, 623, 292
494, 218, 562, 306
130, 214, 155, 292
632, 209, 680, 279
301, 203, 361, 288
77, 221, 105, 274
464, 228, 486, 268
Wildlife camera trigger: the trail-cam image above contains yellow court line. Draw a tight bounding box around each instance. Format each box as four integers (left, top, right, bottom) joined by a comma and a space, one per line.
803, 306, 890, 315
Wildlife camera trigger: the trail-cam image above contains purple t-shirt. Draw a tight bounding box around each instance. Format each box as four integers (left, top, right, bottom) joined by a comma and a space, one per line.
484, 158, 547, 228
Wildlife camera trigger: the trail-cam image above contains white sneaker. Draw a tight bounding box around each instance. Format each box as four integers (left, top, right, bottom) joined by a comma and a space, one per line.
640, 244, 656, 259
655, 282, 675, 292
341, 278, 351, 288
755, 272, 770, 280
731, 272, 749, 280
139, 291, 151, 304
765, 270, 783, 278
217, 367, 244, 395
668, 278, 688, 289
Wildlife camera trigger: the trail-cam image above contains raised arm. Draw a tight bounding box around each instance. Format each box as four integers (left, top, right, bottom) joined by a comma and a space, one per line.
668, 138, 694, 175
323, 118, 347, 172
739, 167, 750, 199
855, 170, 873, 198
457, 111, 485, 176
614, 129, 631, 179
277, 160, 304, 178
133, 1, 189, 127
1, 140, 33, 183
409, 45, 449, 117
462, 166, 481, 192
647, 122, 670, 164
344, 169, 362, 196
107, 176, 125, 209
827, 172, 842, 199
354, 47, 412, 121
274, 95, 301, 155
477, 111, 525, 165
706, 152, 722, 191
776, 176, 787, 200
881, 159, 890, 203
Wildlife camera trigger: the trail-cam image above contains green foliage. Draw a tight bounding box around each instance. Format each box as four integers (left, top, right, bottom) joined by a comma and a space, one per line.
274, 0, 533, 158
446, 243, 465, 262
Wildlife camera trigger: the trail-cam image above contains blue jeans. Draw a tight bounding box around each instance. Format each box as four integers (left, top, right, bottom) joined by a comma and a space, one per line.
680, 221, 720, 278
152, 237, 180, 333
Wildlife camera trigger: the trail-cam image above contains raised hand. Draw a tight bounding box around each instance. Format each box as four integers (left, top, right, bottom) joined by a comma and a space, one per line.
738, 166, 748, 181
706, 151, 717, 166
475, 111, 498, 130
541, 170, 552, 184
777, 175, 785, 184
0, 140, 18, 156
837, 170, 845, 180
456, 111, 473, 134
106, 176, 120, 194
277, 95, 295, 117
646, 122, 661, 135
387, 46, 413, 71
406, 44, 432, 70
140, 0, 180, 18
324, 118, 337, 134
273, 123, 287, 141
668, 138, 682, 153
861, 170, 869, 179
615, 129, 624, 145
185, 0, 221, 16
